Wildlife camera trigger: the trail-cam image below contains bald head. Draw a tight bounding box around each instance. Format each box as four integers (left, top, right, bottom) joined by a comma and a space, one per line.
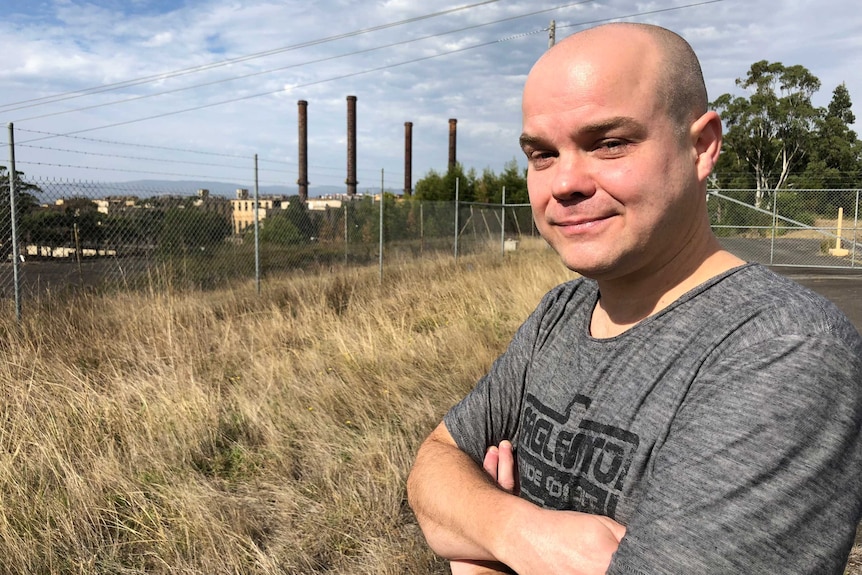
529, 23, 707, 134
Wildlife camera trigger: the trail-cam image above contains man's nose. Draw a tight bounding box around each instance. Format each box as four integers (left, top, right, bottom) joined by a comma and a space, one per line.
551, 153, 595, 200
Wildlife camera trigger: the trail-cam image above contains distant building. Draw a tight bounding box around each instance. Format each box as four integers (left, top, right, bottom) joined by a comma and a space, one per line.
94, 196, 139, 215
230, 188, 288, 235
307, 198, 343, 211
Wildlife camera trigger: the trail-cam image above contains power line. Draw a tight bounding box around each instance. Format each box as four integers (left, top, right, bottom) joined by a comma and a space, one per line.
8, 0, 726, 180
14, 127, 293, 167
0, 0, 501, 113
16, 30, 550, 143
11, 1, 596, 123
15, 0, 725, 146
555, 0, 725, 30
14, 128, 257, 159
16, 143, 281, 173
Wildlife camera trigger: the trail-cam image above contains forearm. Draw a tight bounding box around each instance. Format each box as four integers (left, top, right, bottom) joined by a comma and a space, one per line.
407, 425, 528, 561
409, 426, 626, 574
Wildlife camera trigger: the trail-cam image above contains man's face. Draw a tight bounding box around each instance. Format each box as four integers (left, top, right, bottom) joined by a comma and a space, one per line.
520, 36, 703, 281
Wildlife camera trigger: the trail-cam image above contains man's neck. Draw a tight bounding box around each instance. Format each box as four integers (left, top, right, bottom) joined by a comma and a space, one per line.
589, 236, 745, 339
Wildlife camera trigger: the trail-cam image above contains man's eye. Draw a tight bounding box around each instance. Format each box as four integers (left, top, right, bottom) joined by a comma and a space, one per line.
595, 139, 630, 156
528, 151, 555, 168
529, 150, 555, 160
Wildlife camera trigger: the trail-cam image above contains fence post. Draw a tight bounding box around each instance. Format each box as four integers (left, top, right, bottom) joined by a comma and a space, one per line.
501, 186, 507, 257
254, 154, 261, 295
7, 123, 21, 323
769, 190, 778, 265
379, 169, 384, 283
854, 190, 859, 269
454, 178, 460, 262
344, 202, 349, 266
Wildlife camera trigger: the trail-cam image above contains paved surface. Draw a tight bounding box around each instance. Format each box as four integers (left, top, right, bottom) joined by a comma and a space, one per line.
771, 267, 862, 332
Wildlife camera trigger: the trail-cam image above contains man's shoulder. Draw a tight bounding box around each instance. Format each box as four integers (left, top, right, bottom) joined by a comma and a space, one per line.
690, 263, 861, 346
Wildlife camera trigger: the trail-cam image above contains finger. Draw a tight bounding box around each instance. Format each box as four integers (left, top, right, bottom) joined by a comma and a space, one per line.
482, 445, 499, 480
597, 516, 628, 542
496, 440, 516, 493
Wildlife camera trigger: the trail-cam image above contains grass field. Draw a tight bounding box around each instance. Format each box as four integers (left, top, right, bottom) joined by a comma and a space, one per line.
0, 239, 859, 574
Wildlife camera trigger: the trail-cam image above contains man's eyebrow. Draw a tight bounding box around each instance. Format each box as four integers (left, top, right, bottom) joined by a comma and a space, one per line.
520, 116, 646, 150
519, 133, 547, 150
578, 116, 645, 135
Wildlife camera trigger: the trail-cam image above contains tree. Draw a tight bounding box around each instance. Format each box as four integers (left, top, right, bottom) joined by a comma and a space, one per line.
0, 166, 42, 259
712, 61, 822, 208
498, 159, 528, 204
796, 83, 861, 189
158, 208, 231, 255
413, 163, 476, 202
257, 213, 302, 245
281, 195, 318, 241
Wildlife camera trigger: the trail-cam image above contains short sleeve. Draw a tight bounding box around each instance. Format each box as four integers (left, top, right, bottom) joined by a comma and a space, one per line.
444, 285, 574, 465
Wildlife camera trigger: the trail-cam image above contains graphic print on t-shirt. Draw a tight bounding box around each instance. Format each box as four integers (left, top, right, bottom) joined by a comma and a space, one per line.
518, 393, 640, 515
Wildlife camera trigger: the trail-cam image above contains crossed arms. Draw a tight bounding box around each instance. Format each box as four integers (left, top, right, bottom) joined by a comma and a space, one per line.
407, 422, 626, 575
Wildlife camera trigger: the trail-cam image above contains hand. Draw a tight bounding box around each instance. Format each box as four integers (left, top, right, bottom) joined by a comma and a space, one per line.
478, 443, 625, 575
449, 441, 520, 574
500, 508, 626, 575
482, 440, 518, 495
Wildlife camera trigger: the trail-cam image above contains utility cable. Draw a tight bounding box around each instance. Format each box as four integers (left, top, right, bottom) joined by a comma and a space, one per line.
0, 0, 500, 113
555, 0, 725, 30
12, 0, 596, 123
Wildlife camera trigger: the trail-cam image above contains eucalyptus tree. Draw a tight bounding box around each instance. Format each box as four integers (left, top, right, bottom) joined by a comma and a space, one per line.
712, 61, 822, 208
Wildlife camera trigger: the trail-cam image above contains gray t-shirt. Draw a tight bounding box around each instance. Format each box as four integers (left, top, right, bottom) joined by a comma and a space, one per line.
444, 264, 862, 574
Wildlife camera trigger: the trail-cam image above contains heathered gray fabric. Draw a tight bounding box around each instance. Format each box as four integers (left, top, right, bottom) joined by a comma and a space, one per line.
444, 263, 862, 574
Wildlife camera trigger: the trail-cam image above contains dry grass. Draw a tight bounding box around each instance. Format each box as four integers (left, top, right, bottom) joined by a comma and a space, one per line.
2, 239, 859, 574
0, 239, 571, 574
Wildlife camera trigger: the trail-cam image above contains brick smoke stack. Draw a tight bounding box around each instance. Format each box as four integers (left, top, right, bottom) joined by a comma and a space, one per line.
346, 95, 358, 196
448, 118, 457, 172
404, 121, 413, 197
297, 100, 309, 202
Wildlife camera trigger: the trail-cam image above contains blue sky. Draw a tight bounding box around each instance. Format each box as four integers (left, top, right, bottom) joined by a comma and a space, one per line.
1, 0, 860, 194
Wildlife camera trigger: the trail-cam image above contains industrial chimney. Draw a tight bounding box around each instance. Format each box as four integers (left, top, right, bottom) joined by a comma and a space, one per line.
404, 121, 413, 197
346, 95, 358, 196
448, 118, 457, 172
297, 100, 309, 202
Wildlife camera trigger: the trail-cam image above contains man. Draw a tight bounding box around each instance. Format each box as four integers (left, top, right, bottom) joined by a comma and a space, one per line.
407, 22, 862, 575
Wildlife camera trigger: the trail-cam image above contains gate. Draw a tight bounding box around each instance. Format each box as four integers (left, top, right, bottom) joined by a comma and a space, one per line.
707, 189, 861, 269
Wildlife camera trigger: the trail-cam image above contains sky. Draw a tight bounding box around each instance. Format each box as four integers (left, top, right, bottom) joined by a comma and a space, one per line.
0, 0, 860, 196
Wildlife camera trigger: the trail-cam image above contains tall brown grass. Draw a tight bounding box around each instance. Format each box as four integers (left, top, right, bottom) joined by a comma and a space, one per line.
0, 240, 572, 574
2, 240, 859, 575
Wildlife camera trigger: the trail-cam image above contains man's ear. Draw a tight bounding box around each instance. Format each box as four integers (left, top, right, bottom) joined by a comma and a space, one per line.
690, 111, 722, 183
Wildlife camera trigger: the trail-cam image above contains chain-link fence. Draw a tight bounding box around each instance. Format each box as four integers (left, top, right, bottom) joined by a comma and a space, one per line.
0, 177, 538, 309
2, 180, 860, 317
708, 189, 861, 268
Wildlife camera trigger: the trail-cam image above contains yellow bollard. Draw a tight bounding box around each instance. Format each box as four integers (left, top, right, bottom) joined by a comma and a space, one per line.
829, 207, 850, 257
